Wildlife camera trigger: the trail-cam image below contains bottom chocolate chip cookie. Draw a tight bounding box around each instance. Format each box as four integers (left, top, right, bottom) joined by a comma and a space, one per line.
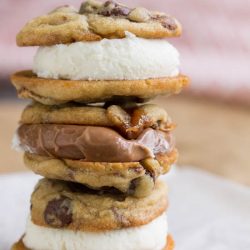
11, 235, 174, 250
12, 178, 170, 250
30, 178, 168, 231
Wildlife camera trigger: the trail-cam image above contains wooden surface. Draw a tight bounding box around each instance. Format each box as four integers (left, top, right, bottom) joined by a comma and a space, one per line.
157, 95, 250, 186
0, 95, 250, 187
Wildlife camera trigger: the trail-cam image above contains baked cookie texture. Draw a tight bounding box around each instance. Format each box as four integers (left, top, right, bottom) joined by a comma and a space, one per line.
11, 0, 184, 248
11, 70, 189, 105
23, 150, 177, 198
16, 0, 181, 46
11, 235, 174, 250
20, 102, 174, 140
18, 102, 177, 197
30, 178, 168, 231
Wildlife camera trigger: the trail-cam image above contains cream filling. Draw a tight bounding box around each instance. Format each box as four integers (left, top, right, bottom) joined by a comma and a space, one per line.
33, 32, 179, 81
23, 213, 168, 250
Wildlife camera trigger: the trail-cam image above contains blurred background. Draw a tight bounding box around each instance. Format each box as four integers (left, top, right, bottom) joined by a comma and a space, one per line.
0, 0, 250, 186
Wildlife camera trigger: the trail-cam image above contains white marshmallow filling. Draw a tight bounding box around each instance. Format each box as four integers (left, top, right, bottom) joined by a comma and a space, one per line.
23, 212, 168, 250
33, 32, 179, 81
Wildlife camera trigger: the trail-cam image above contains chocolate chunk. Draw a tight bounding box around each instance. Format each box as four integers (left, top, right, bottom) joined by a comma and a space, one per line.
44, 196, 72, 227
67, 181, 125, 200
67, 181, 91, 193
111, 7, 130, 16
145, 169, 156, 183
104, 0, 116, 7
79, 0, 103, 14
100, 1, 130, 17
127, 178, 138, 196
112, 207, 130, 227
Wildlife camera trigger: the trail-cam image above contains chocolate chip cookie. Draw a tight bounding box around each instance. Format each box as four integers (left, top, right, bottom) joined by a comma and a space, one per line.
16, 0, 181, 46
20, 102, 174, 140
29, 178, 167, 231
14, 102, 177, 197
11, 70, 189, 105
23, 150, 177, 198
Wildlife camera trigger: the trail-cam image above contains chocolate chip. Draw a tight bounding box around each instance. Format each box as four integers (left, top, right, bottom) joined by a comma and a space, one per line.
127, 178, 138, 196
44, 196, 72, 228
112, 207, 130, 227
100, 7, 130, 17
67, 181, 126, 200
145, 169, 156, 183
113, 6, 130, 16
79, 3, 87, 14
104, 1, 116, 7
67, 181, 90, 193
79, 1, 102, 14
99, 1, 130, 17
161, 17, 177, 30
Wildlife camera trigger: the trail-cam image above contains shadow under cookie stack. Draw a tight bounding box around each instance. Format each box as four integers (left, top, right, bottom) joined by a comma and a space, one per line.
11, 1, 189, 249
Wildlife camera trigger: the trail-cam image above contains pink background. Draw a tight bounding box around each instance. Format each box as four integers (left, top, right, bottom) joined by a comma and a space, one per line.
1, 0, 250, 104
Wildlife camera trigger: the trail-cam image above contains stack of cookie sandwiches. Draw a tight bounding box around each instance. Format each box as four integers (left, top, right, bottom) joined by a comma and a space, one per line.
11, 1, 189, 249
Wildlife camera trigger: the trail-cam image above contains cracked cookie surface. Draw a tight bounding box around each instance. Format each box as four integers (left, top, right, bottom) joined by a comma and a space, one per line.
16, 0, 181, 46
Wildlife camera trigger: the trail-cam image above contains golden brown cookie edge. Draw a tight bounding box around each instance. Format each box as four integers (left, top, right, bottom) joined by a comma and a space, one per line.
11, 70, 189, 105
24, 150, 177, 197
16, 2, 182, 47
30, 178, 168, 231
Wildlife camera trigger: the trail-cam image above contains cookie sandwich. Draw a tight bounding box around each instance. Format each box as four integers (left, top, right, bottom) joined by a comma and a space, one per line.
11, 0, 188, 105
12, 179, 174, 250
11, 1, 189, 249
13, 102, 177, 198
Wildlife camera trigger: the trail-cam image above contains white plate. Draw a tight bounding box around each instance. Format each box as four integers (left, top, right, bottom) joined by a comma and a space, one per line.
1, 167, 250, 250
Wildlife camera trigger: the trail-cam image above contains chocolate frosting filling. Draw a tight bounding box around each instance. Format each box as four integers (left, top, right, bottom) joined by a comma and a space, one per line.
17, 124, 174, 162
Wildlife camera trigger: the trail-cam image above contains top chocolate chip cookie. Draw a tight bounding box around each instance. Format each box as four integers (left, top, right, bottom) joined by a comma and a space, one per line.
17, 0, 182, 46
